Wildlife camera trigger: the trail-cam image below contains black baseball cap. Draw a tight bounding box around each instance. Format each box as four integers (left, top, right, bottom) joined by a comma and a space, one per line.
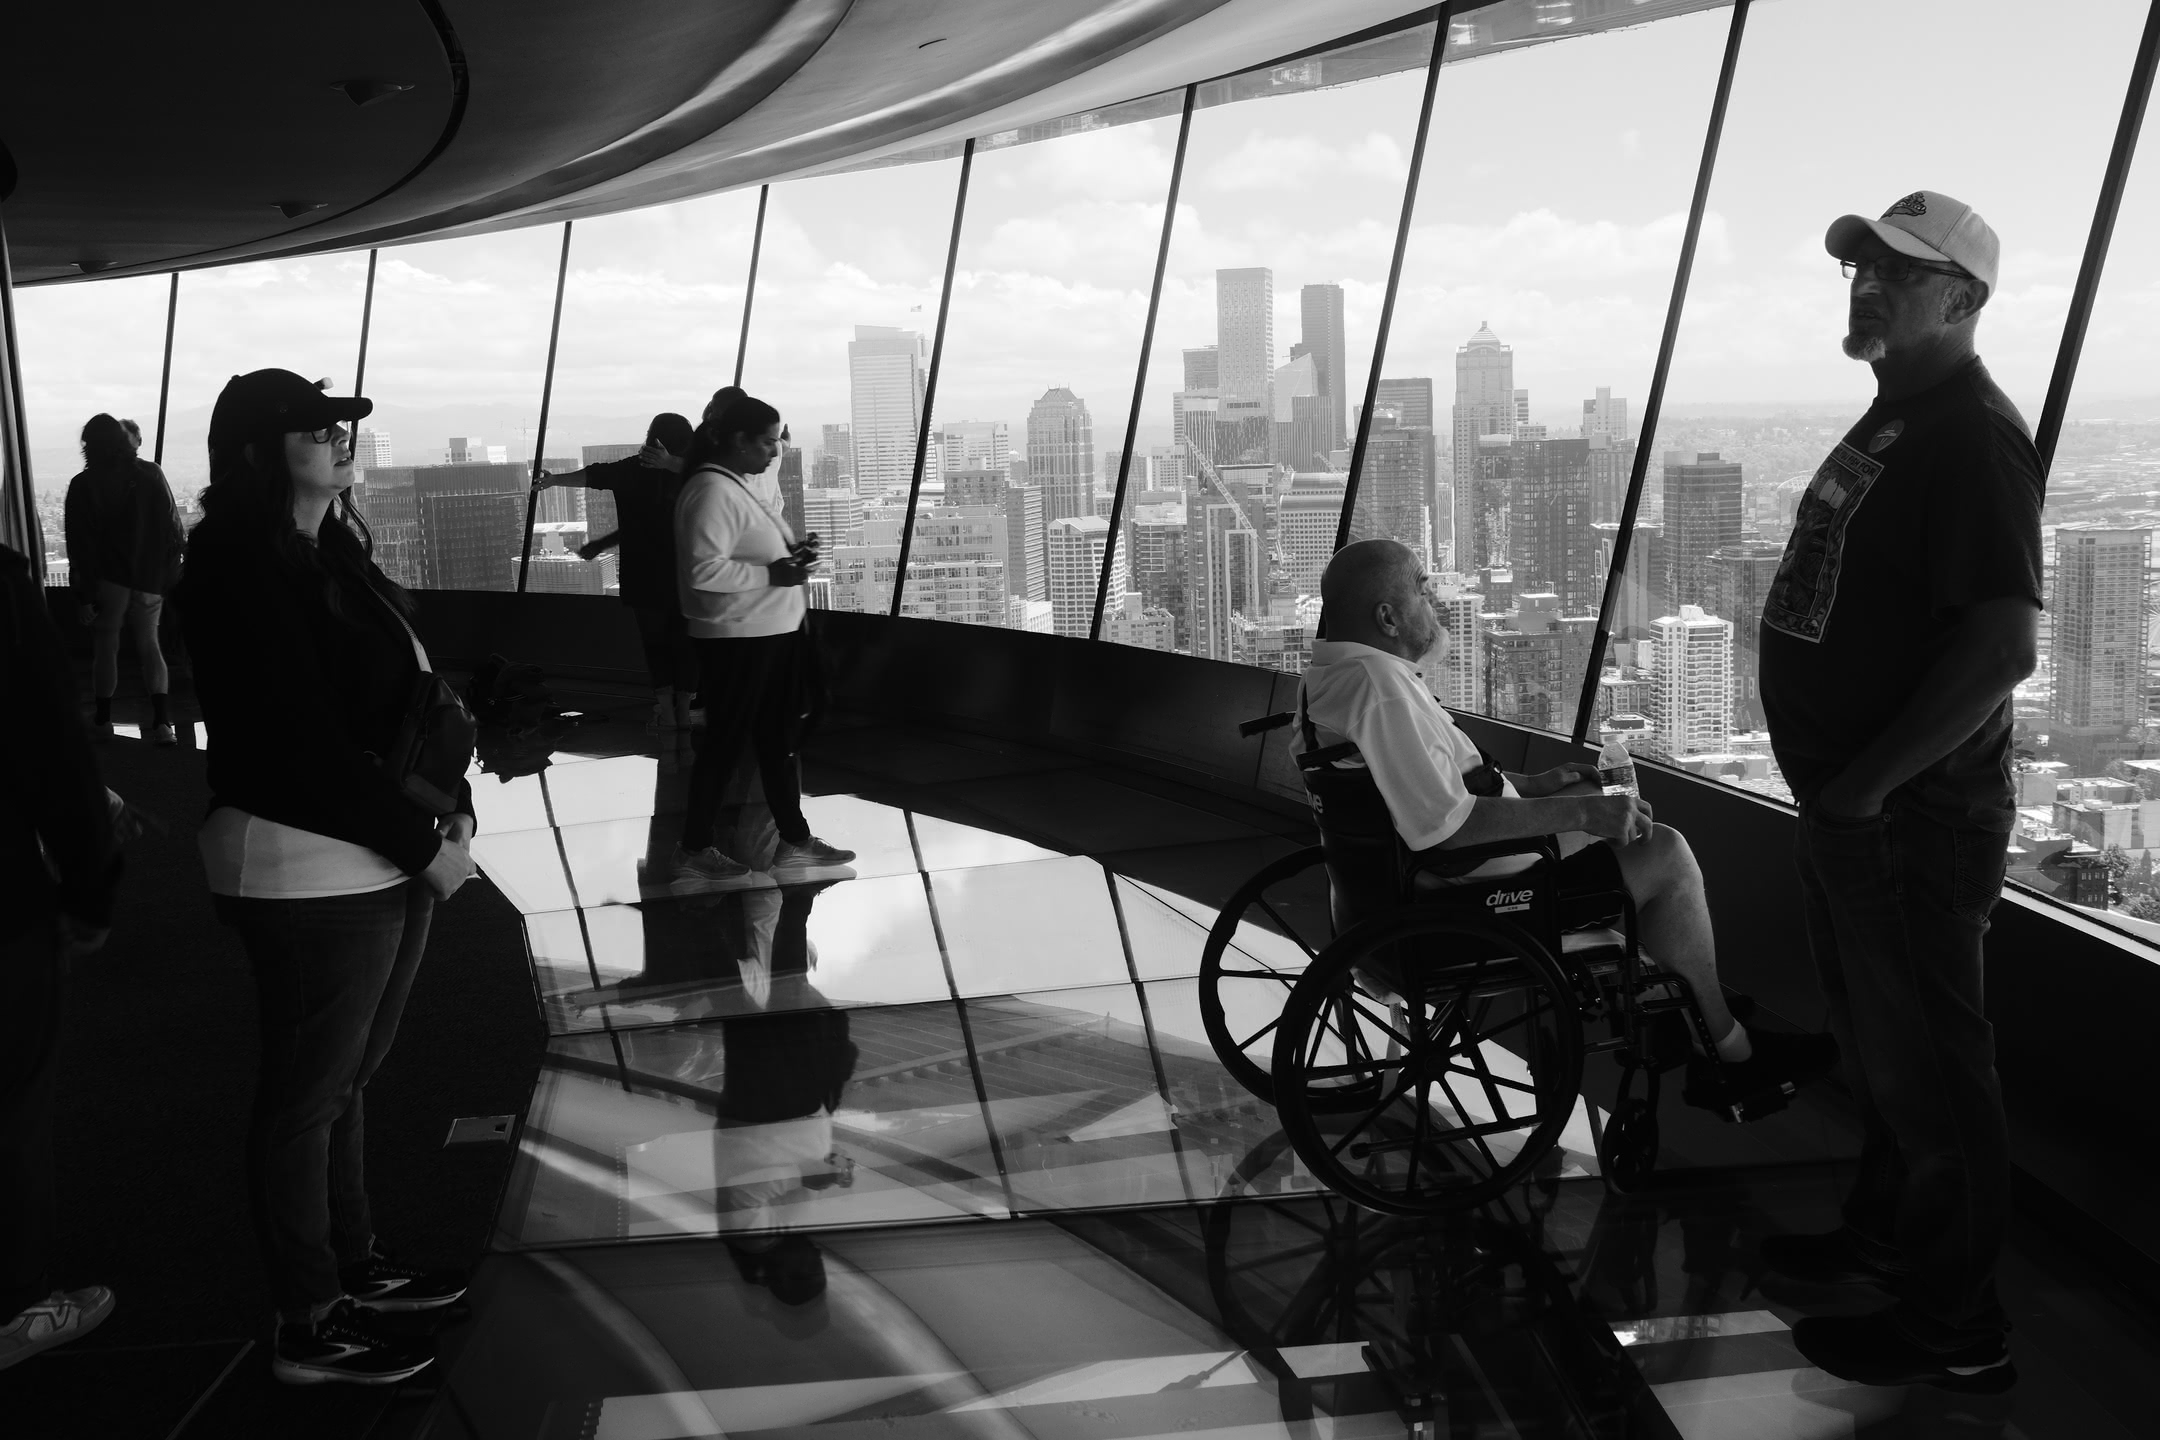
208, 369, 373, 448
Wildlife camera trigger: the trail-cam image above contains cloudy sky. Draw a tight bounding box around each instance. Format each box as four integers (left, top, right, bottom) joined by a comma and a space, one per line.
14, 0, 2159, 493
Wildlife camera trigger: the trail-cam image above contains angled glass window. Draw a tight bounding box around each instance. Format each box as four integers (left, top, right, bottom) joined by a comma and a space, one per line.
524, 193, 763, 602
1645, 0, 2146, 800
735, 161, 966, 616
1138, 30, 1435, 672
1386, 2, 1733, 738
155, 258, 369, 504
2020, 40, 2160, 949
15, 274, 179, 565
901, 120, 1181, 637
353, 228, 568, 590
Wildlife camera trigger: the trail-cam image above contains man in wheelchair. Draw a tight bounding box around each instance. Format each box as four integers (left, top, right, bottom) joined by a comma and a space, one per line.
1304, 540, 1837, 1114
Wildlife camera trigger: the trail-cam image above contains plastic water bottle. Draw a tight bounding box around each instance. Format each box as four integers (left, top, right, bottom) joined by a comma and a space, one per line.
1599, 738, 1638, 798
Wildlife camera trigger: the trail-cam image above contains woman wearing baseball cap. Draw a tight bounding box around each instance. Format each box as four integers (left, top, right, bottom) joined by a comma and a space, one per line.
173, 369, 475, 1386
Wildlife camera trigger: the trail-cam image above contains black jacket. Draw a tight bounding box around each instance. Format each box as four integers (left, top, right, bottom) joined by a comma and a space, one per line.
176, 514, 470, 876
0, 545, 118, 940
65, 459, 186, 596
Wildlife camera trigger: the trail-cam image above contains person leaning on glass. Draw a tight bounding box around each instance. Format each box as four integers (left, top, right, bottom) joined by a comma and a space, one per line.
64, 412, 186, 745
173, 369, 477, 1388
670, 389, 856, 889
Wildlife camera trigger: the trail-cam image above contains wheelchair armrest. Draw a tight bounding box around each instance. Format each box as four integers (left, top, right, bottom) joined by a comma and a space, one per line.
1406, 834, 1562, 882
1238, 710, 1296, 739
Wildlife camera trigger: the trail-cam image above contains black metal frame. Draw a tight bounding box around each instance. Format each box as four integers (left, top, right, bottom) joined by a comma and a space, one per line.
1089, 86, 1199, 641
516, 220, 575, 593
1337, 5, 1452, 555
1567, 0, 1753, 748
889, 140, 975, 618
2034, 0, 2160, 472
352, 249, 380, 403
152, 272, 178, 466
733, 184, 769, 388
0, 202, 38, 576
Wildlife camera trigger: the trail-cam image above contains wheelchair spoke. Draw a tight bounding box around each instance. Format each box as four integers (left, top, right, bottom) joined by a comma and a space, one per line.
1253, 897, 1322, 964
1326, 1066, 1420, 1159
1432, 1071, 1505, 1177
1215, 966, 1303, 982
1229, 1013, 1285, 1053
1442, 1064, 1537, 1095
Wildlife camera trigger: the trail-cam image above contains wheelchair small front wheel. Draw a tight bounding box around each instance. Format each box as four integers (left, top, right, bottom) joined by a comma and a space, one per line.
1273, 910, 1585, 1215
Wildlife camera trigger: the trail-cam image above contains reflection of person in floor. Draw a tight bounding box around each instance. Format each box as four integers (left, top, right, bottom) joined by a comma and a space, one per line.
711, 881, 858, 1308
1304, 540, 1838, 1113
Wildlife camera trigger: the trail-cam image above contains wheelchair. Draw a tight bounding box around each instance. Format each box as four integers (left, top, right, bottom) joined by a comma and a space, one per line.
1197, 710, 1795, 1216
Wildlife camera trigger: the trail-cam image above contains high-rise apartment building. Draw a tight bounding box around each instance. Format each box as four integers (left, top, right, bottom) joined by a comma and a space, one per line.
1580, 387, 1629, 442
1352, 424, 1433, 561
1650, 604, 1734, 758
1506, 437, 1596, 613
1430, 574, 1484, 713
1482, 593, 1595, 732
1048, 515, 1122, 639
1216, 267, 1274, 409
1182, 346, 1219, 392
821, 423, 854, 483
420, 490, 527, 591
1125, 501, 1188, 645
801, 487, 865, 547
949, 470, 1045, 604
448, 437, 508, 465
1299, 283, 1347, 453
1593, 519, 1666, 639
1662, 451, 1744, 611
1189, 498, 1264, 662
1272, 352, 1322, 469
848, 326, 926, 496
1452, 323, 1515, 570
938, 420, 1010, 475
354, 429, 392, 471
1279, 474, 1347, 595
1376, 377, 1436, 432
2053, 528, 2151, 734
1586, 433, 1635, 525
1027, 387, 1094, 523
1704, 541, 1784, 731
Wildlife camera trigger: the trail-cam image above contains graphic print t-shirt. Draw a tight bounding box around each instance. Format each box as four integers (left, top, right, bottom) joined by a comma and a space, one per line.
1758, 359, 2043, 832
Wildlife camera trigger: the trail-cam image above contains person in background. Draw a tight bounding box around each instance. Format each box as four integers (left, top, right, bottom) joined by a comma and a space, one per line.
0, 542, 121, 1372
532, 413, 697, 731
672, 390, 853, 888
65, 413, 185, 745
175, 369, 478, 1387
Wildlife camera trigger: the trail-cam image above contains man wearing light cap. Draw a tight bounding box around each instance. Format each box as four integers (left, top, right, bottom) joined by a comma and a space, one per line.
1755, 192, 2040, 1392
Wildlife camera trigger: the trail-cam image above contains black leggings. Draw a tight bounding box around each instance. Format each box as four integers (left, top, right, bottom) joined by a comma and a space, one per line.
628, 604, 696, 693
680, 629, 812, 851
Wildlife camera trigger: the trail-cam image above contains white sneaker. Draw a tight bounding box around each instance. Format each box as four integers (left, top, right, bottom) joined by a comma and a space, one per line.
0, 1286, 116, 1371
769, 836, 858, 881
669, 845, 775, 891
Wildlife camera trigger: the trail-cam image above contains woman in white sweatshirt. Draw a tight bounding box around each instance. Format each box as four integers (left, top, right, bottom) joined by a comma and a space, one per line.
671, 391, 854, 887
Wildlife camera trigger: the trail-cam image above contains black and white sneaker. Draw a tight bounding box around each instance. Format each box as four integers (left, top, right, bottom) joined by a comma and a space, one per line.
769, 835, 857, 881
271, 1299, 433, 1386
340, 1248, 468, 1312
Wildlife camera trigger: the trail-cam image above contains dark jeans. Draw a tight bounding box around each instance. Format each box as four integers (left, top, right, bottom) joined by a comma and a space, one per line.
680, 630, 812, 852
1794, 797, 2010, 1342
0, 924, 64, 1319
629, 603, 696, 694
217, 882, 434, 1321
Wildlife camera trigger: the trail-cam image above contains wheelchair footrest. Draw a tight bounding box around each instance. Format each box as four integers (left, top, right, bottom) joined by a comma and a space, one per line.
1682, 1064, 1799, 1124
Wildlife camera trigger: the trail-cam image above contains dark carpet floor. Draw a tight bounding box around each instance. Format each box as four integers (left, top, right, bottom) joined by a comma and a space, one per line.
0, 683, 547, 1438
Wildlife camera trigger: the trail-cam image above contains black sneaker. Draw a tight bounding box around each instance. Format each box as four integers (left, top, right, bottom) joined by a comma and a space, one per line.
271, 1298, 433, 1386
1792, 1310, 2016, 1393
340, 1248, 468, 1312
1760, 1228, 1909, 1289
1683, 1027, 1839, 1117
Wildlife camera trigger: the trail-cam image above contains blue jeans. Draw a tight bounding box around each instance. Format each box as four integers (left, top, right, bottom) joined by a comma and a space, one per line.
1794, 797, 2010, 1342
216, 883, 434, 1321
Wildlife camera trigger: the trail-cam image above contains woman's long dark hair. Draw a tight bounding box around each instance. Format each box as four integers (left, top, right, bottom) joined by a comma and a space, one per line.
198, 433, 415, 623
684, 388, 780, 475
81, 413, 133, 468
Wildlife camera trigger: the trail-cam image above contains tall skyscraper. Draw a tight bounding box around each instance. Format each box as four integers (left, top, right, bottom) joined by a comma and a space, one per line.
1506, 437, 1596, 612
1593, 519, 1666, 639
1586, 433, 1635, 525
821, 423, 854, 483
1430, 575, 1484, 712
1299, 283, 1347, 452
1125, 500, 1188, 645
1376, 377, 1435, 430
1188, 497, 1264, 662
2053, 528, 2151, 735
1048, 515, 1122, 639
1352, 423, 1433, 561
1704, 541, 1784, 731
1272, 352, 1322, 469
938, 420, 1010, 475
1651, 605, 1734, 758
1027, 388, 1095, 523
1661, 451, 1744, 611
354, 429, 392, 471
1216, 267, 1274, 410
1451, 323, 1515, 570
1581, 387, 1629, 442
848, 326, 926, 496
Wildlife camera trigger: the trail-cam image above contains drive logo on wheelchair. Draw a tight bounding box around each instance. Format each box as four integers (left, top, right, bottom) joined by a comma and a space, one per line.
1485, 887, 1536, 914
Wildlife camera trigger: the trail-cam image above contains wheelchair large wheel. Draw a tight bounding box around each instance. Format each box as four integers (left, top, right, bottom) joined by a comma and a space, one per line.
1272, 911, 1584, 1215
1199, 846, 1381, 1112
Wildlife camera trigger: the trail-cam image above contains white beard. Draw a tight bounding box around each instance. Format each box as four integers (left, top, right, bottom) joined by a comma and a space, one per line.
1842, 333, 1887, 362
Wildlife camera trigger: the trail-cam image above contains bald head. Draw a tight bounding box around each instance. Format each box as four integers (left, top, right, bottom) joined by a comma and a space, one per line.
1321, 539, 1440, 659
